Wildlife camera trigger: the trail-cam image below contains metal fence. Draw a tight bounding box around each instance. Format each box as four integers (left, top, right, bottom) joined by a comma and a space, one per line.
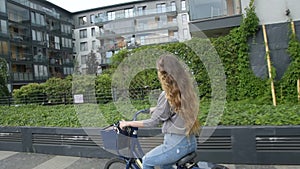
0, 87, 157, 106
0, 126, 299, 165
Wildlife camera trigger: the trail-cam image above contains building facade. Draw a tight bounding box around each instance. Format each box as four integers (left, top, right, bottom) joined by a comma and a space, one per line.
72, 0, 190, 74
1, 0, 300, 92
0, 0, 74, 92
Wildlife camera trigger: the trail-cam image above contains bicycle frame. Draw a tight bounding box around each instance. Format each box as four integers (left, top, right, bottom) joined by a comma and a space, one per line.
114, 110, 148, 169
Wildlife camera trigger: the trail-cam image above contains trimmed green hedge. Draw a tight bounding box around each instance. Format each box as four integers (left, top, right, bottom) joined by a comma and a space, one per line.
0, 101, 299, 127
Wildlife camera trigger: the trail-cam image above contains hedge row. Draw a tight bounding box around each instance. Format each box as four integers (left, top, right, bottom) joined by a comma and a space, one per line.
0, 101, 299, 127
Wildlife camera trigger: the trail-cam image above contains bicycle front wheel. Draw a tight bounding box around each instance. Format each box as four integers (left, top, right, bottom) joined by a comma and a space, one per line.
104, 158, 133, 169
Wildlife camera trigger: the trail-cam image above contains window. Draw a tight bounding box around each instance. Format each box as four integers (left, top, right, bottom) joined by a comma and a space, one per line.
0, 41, 8, 55
81, 55, 87, 64
0, 20, 8, 34
125, 8, 134, 18
156, 3, 166, 13
91, 27, 96, 37
64, 67, 73, 75
79, 29, 87, 38
182, 14, 187, 24
183, 28, 189, 39
55, 36, 60, 49
34, 65, 48, 80
31, 12, 45, 26
90, 14, 95, 24
181, 0, 186, 10
107, 11, 116, 21
171, 2, 176, 11
80, 42, 88, 51
61, 24, 72, 34
140, 36, 145, 45
79, 16, 87, 25
92, 40, 96, 50
137, 6, 146, 16
32, 30, 45, 42
0, 0, 6, 13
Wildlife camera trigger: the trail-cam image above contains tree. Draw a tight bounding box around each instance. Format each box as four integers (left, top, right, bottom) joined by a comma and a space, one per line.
0, 58, 9, 97
86, 50, 99, 75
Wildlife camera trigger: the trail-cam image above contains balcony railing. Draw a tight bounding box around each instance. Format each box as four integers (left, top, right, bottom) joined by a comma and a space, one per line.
95, 6, 177, 24
190, 0, 242, 21
12, 72, 33, 81
97, 22, 178, 39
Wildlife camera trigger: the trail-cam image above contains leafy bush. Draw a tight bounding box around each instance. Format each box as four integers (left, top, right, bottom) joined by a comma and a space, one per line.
0, 101, 299, 127
13, 83, 45, 104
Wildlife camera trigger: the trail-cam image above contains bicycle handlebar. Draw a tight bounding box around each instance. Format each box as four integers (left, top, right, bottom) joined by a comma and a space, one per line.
132, 108, 150, 121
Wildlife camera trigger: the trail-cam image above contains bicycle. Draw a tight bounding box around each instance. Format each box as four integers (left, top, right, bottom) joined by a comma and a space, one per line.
101, 109, 229, 169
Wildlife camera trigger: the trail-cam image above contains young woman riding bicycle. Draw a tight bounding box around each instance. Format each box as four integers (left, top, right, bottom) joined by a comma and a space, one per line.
120, 54, 200, 169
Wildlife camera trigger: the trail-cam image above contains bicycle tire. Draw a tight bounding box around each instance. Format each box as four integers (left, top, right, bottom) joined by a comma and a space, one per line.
104, 158, 133, 169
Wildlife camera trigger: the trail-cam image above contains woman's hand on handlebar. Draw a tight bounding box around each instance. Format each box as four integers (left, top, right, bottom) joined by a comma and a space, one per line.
119, 120, 129, 130
119, 120, 144, 129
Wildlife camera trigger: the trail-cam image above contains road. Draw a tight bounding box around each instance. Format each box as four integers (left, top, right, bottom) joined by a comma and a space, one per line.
0, 151, 299, 169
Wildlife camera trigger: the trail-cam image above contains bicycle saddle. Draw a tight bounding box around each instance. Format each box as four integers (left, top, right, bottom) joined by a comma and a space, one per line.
177, 151, 197, 166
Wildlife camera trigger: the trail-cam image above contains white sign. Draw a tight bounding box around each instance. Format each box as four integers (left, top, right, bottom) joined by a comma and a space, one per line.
74, 94, 84, 103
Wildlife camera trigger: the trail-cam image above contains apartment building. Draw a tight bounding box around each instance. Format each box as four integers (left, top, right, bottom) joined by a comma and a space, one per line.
72, 0, 190, 74
1, 0, 299, 92
0, 0, 74, 91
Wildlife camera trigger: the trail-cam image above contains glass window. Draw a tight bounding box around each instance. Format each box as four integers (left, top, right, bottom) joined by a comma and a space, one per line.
125, 8, 134, 18
0, 41, 9, 55
91, 27, 95, 37
81, 55, 87, 64
181, 0, 186, 10
7, 3, 30, 23
90, 14, 95, 24
36, 31, 42, 41
79, 29, 87, 38
31, 12, 45, 26
79, 16, 87, 25
156, 3, 166, 13
182, 14, 188, 24
31, 12, 36, 24
107, 11, 116, 21
32, 30, 36, 40
80, 42, 88, 51
34, 65, 48, 80
55, 36, 60, 49
137, 6, 146, 16
183, 28, 189, 39
0, 20, 8, 34
171, 2, 176, 11
92, 40, 96, 50
0, 0, 6, 13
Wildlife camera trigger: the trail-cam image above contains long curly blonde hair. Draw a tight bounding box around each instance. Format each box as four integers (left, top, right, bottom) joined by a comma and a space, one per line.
157, 55, 200, 135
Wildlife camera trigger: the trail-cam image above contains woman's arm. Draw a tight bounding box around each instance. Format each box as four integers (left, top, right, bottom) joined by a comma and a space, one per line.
119, 107, 156, 129
119, 120, 144, 129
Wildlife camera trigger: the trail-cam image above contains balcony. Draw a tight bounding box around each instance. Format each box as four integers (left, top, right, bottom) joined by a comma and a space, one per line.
189, 0, 242, 37
10, 33, 31, 42
95, 6, 177, 25
189, 0, 242, 21
140, 36, 179, 46
12, 72, 33, 81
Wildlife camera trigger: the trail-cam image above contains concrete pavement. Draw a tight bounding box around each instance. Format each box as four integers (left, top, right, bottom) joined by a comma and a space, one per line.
0, 151, 299, 169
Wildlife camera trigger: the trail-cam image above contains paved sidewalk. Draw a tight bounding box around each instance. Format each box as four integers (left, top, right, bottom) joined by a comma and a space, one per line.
0, 151, 299, 169
0, 151, 107, 169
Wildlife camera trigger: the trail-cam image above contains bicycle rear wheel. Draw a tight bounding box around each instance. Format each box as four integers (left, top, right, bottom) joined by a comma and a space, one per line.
104, 158, 133, 169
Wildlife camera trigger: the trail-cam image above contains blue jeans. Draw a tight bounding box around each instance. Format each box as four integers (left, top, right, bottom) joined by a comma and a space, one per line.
142, 133, 197, 169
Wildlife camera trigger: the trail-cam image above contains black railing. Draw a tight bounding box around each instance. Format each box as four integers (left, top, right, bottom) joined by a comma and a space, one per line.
0, 87, 156, 106
0, 126, 299, 165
